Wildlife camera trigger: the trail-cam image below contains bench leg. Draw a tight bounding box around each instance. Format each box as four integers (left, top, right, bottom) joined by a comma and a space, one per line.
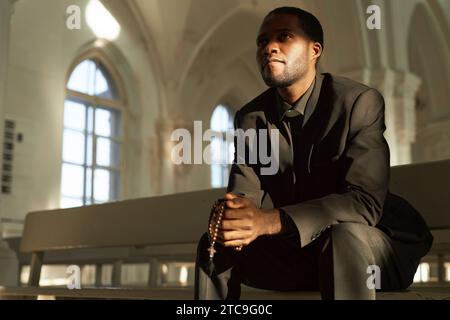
148, 258, 159, 287
28, 252, 43, 287
95, 264, 103, 287
112, 260, 122, 287
437, 254, 445, 284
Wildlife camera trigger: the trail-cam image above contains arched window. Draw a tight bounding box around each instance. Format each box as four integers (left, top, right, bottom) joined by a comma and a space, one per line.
210, 104, 234, 188
61, 57, 124, 208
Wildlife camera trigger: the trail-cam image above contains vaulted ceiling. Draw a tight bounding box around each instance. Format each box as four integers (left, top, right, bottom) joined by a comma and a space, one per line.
101, 0, 450, 117
102, 0, 374, 86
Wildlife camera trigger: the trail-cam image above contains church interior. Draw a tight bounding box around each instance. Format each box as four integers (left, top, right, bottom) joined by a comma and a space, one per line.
0, 0, 449, 299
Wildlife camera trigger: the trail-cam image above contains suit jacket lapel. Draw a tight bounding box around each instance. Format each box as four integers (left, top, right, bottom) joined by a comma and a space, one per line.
302, 73, 324, 128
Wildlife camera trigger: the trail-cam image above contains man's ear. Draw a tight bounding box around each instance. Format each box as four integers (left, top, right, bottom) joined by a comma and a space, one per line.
311, 42, 322, 61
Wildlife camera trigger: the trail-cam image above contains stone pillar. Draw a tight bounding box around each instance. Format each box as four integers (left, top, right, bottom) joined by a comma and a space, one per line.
0, 0, 19, 286
342, 69, 421, 166
371, 70, 421, 166
151, 117, 193, 194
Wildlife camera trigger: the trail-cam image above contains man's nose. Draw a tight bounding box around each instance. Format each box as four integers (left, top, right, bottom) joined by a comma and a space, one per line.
263, 40, 280, 56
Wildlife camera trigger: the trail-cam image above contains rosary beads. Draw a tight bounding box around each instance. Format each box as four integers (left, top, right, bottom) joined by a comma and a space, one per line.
208, 199, 243, 261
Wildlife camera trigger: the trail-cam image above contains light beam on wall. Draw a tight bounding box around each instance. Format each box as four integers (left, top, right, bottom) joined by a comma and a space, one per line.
86, 0, 121, 41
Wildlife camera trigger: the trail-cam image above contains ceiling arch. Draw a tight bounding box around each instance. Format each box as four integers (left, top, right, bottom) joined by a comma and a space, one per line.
409, 2, 450, 120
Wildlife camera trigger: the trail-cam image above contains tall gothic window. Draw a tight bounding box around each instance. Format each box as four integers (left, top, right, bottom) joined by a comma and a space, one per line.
210, 104, 234, 188
61, 57, 123, 208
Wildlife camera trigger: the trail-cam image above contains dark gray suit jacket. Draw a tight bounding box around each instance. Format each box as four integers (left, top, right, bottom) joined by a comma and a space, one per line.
227, 73, 432, 253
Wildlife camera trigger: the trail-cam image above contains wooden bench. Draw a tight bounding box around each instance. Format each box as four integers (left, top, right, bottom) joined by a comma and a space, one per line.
1, 160, 450, 299
5, 188, 224, 290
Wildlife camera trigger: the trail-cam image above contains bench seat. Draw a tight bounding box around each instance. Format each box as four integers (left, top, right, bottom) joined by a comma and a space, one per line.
2, 285, 450, 300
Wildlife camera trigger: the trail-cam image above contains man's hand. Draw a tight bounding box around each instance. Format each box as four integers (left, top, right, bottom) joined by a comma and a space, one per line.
217, 193, 282, 248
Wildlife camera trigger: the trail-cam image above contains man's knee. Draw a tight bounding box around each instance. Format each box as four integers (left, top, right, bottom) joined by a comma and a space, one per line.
327, 223, 376, 261
327, 224, 388, 278
329, 223, 372, 244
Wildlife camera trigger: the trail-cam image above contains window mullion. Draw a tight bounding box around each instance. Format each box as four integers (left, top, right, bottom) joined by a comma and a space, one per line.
92, 104, 97, 203
92, 59, 98, 204
95, 164, 120, 172
66, 90, 123, 110
83, 105, 89, 205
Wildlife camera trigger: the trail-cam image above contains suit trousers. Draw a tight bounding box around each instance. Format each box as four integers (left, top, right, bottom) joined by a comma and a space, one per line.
194, 222, 422, 300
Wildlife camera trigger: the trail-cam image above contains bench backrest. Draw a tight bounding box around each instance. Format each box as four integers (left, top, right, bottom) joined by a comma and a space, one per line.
20, 160, 450, 254
389, 160, 450, 230
19, 188, 225, 253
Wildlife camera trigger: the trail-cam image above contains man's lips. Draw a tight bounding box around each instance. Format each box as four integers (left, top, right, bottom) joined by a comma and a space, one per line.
262, 58, 285, 69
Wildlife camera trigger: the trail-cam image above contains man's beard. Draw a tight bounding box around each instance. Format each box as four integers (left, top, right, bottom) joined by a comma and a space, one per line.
260, 59, 308, 88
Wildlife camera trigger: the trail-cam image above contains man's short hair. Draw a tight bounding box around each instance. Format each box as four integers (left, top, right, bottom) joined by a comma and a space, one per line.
266, 6, 324, 50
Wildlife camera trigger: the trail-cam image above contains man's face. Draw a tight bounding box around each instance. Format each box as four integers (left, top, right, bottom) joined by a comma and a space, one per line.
256, 13, 314, 88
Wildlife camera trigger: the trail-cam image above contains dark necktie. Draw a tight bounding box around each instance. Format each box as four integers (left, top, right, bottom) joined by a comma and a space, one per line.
285, 110, 304, 193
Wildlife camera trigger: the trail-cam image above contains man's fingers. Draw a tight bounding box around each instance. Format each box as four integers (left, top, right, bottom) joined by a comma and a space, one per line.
215, 229, 255, 247
224, 193, 238, 200
223, 208, 250, 220
216, 236, 251, 248
221, 217, 251, 230
223, 239, 249, 247
226, 197, 245, 209
224, 193, 250, 208
219, 230, 251, 242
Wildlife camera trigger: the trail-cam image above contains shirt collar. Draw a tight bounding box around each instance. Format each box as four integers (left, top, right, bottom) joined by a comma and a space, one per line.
276, 77, 316, 122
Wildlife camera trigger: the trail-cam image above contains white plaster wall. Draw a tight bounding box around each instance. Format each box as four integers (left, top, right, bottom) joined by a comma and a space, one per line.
0, 0, 160, 220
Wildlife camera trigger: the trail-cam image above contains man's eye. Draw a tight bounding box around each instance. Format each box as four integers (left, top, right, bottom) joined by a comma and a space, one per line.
279, 33, 292, 41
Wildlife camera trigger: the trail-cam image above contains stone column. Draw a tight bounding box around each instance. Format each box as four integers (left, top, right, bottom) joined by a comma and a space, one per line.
0, 0, 19, 286
151, 117, 194, 194
342, 69, 421, 166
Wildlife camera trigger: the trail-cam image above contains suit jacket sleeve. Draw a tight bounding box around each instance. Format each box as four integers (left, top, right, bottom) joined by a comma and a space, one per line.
226, 110, 265, 208
282, 88, 390, 247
